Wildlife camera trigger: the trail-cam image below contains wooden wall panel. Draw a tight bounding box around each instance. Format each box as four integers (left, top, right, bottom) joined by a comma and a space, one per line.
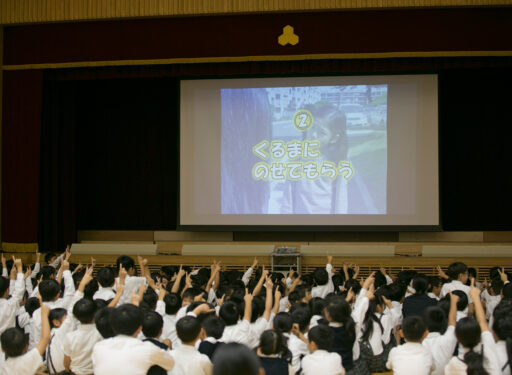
1, 0, 509, 25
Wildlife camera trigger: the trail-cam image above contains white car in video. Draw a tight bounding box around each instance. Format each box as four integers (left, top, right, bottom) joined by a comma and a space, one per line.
339, 103, 368, 127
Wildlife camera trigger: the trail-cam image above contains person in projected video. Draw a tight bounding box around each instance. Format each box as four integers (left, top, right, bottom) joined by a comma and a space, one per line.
270, 103, 378, 214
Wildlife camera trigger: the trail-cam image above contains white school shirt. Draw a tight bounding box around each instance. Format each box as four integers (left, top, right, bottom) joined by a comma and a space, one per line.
1, 348, 43, 375
169, 344, 212, 375
63, 324, 103, 375
288, 332, 309, 373
309, 314, 322, 329
92, 335, 174, 375
302, 349, 345, 375
482, 289, 502, 320
30, 271, 76, 349
47, 313, 77, 374
427, 292, 440, 301
242, 267, 253, 286
0, 272, 24, 334
311, 264, 334, 299
247, 317, 271, 349
116, 275, 146, 305
422, 325, 457, 375
441, 280, 473, 303
93, 286, 116, 301
221, 320, 251, 345
365, 306, 401, 355
496, 340, 511, 375
444, 330, 501, 375
386, 342, 434, 375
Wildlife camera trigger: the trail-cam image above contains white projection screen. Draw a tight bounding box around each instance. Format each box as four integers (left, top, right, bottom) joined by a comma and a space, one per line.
179, 74, 439, 229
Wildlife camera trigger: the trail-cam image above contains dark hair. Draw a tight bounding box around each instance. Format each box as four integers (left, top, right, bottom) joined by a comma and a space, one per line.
202, 316, 225, 339
308, 324, 334, 351
325, 297, 355, 342
423, 306, 448, 334
0, 277, 8, 297
83, 279, 99, 300
45, 253, 57, 264
313, 269, 328, 286
219, 302, 240, 326
1, 327, 28, 357
250, 296, 265, 323
39, 279, 61, 301
452, 290, 469, 311
25, 297, 41, 317
412, 275, 429, 295
289, 286, 307, 306
388, 282, 407, 302
97, 267, 115, 288
182, 287, 204, 301
491, 279, 504, 295
39, 265, 57, 280
503, 283, 512, 299
291, 307, 311, 333
49, 308, 67, 329
164, 293, 182, 315
143, 288, 158, 311
309, 297, 326, 316
142, 311, 164, 338
176, 316, 202, 343
492, 316, 512, 373
95, 307, 115, 338
73, 298, 97, 324
456, 317, 488, 375
446, 262, 468, 281
490, 266, 501, 281
213, 343, 260, 375
259, 330, 292, 363
344, 279, 362, 295
110, 304, 144, 336
468, 268, 477, 279
401, 315, 427, 342
273, 312, 292, 333
493, 299, 512, 323
374, 271, 387, 290
361, 295, 384, 342
428, 276, 443, 291
396, 270, 418, 286
116, 256, 135, 273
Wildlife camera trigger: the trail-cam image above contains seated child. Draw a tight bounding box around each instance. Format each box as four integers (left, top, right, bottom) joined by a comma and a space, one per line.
257, 330, 293, 375
386, 315, 434, 375
94, 267, 116, 301
301, 324, 345, 375
143, 311, 170, 375
0, 257, 25, 335
212, 342, 261, 375
199, 315, 225, 361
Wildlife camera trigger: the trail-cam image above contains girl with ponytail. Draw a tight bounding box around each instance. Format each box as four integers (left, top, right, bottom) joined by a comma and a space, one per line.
445, 279, 501, 375
257, 330, 293, 375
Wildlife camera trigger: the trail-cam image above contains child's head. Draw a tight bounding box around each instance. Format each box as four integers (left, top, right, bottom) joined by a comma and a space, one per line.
343, 279, 362, 297
95, 307, 115, 339
388, 282, 407, 303
45, 253, 57, 265
219, 301, 240, 327
412, 275, 429, 295
176, 316, 203, 345
313, 268, 329, 286
84, 279, 99, 300
39, 266, 56, 280
116, 255, 136, 276
213, 343, 261, 375
291, 307, 311, 333
258, 330, 291, 361
401, 316, 428, 343
1, 328, 28, 357
309, 297, 326, 317
490, 279, 504, 296
307, 324, 334, 353
451, 290, 468, 311
0, 277, 9, 298
447, 262, 468, 283
25, 297, 41, 318
49, 308, 67, 329
273, 312, 292, 333
456, 317, 486, 374
423, 306, 448, 334
110, 304, 144, 337
97, 267, 115, 288
428, 276, 443, 296
164, 293, 182, 315
202, 316, 225, 340
73, 298, 97, 324
39, 280, 61, 302
250, 296, 265, 323
182, 287, 205, 305
142, 311, 163, 339
143, 289, 158, 311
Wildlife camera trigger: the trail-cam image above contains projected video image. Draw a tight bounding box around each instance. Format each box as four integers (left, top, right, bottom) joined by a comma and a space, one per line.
221, 85, 387, 215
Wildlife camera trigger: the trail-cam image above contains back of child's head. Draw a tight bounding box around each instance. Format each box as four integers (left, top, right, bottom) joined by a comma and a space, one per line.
396, 270, 418, 286
273, 312, 292, 333
213, 343, 260, 375
388, 281, 407, 302
182, 287, 205, 302
361, 295, 385, 342
313, 268, 329, 286
116, 255, 135, 274
97, 267, 115, 288
447, 262, 468, 280
219, 301, 240, 326
143, 288, 158, 311
176, 316, 201, 343
325, 297, 355, 341
73, 298, 97, 324
0, 277, 9, 297
494, 299, 512, 323
84, 279, 99, 300
374, 271, 387, 290
308, 324, 334, 351
428, 276, 443, 291
288, 286, 307, 306
110, 304, 144, 336
1, 327, 27, 357
49, 308, 67, 329
45, 253, 56, 264
202, 316, 225, 339
25, 297, 41, 317
490, 266, 501, 281
309, 297, 326, 316
492, 314, 512, 372
259, 330, 291, 362
250, 296, 265, 323
452, 290, 469, 311
423, 306, 448, 334
412, 275, 429, 295
291, 307, 311, 333
401, 315, 427, 342
142, 311, 163, 338
95, 307, 115, 338
468, 268, 477, 280
491, 279, 504, 296
39, 279, 61, 301
39, 265, 56, 280
163, 293, 182, 315
289, 302, 309, 314
343, 279, 362, 295
456, 317, 486, 374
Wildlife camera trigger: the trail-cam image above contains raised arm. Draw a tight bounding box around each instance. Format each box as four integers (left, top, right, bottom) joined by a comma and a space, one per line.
262, 276, 274, 322
243, 289, 253, 322
448, 292, 459, 327
242, 258, 258, 286
171, 266, 185, 294
252, 266, 268, 297
36, 301, 51, 356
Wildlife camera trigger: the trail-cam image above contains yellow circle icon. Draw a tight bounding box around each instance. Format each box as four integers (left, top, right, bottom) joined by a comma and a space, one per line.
292, 109, 313, 132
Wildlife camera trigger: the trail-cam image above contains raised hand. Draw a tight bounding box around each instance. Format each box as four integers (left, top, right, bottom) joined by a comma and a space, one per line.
498, 267, 509, 283
436, 265, 449, 279
469, 278, 481, 301
251, 257, 258, 269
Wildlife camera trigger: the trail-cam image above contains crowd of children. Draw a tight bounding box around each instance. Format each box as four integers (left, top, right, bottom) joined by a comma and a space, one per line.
1, 249, 512, 375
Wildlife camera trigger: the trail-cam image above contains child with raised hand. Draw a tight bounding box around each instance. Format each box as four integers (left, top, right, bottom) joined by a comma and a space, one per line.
0, 257, 25, 334
444, 279, 501, 375
1, 299, 50, 375
311, 254, 335, 299
220, 288, 253, 346
301, 324, 345, 375
385, 315, 433, 375
257, 330, 294, 375
142, 311, 170, 375
247, 275, 275, 349
199, 315, 225, 360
